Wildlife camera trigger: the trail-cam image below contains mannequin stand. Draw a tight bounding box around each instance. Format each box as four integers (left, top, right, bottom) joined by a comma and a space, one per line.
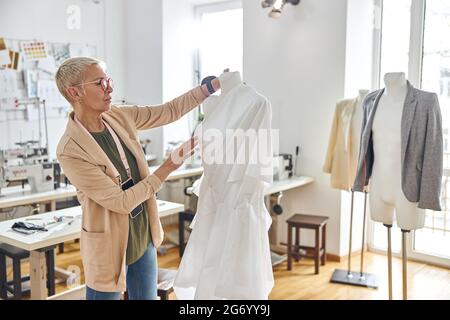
401, 229, 410, 300
330, 191, 378, 288
384, 225, 410, 300
384, 224, 393, 300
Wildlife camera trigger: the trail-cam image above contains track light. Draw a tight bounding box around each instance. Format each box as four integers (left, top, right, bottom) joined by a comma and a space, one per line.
261, 0, 301, 19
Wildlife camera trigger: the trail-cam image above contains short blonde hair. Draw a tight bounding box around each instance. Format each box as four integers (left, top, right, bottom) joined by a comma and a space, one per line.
55, 57, 106, 103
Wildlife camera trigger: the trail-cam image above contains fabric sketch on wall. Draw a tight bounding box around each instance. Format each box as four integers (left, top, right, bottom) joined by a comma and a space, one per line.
0, 70, 18, 99
21, 40, 48, 61
24, 69, 39, 98
53, 43, 71, 67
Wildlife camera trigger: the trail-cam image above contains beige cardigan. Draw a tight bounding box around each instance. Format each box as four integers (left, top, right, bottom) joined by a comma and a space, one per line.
323, 97, 359, 191
56, 87, 206, 292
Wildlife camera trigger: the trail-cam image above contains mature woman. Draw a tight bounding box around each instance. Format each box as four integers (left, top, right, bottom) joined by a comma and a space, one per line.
55, 57, 219, 300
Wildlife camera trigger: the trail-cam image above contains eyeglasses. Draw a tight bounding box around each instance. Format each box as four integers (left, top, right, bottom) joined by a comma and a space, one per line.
74, 77, 114, 92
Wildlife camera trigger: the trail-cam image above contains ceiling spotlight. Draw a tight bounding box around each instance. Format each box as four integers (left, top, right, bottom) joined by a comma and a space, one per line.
261, 0, 301, 19
261, 0, 275, 8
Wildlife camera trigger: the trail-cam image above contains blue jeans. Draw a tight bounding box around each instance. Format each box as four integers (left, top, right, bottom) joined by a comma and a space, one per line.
86, 243, 158, 300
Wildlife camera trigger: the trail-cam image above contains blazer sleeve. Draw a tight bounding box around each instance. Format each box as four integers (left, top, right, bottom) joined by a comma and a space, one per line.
418, 94, 443, 211
58, 151, 162, 215
323, 104, 339, 173
352, 96, 371, 192
120, 86, 207, 130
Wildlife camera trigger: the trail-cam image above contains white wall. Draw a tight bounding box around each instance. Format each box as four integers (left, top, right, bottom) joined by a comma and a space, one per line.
123, 0, 164, 162
340, 0, 377, 257
243, 0, 348, 256
162, 0, 197, 157
0, 0, 125, 159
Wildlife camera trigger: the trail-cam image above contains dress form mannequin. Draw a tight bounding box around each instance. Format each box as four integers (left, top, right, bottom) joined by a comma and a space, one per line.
330, 89, 378, 289
351, 89, 370, 278
347, 89, 369, 269
370, 72, 425, 299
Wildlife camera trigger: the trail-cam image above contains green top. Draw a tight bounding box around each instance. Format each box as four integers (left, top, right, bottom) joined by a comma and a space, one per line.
90, 127, 150, 266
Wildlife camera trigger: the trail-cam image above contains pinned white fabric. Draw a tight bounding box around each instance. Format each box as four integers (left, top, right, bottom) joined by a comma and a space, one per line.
173, 71, 274, 300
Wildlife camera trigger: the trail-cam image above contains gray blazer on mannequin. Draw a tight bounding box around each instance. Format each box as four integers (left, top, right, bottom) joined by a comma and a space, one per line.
353, 81, 443, 211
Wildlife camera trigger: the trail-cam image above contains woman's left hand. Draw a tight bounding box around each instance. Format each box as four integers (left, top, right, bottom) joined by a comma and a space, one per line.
211, 77, 220, 92
201, 76, 221, 96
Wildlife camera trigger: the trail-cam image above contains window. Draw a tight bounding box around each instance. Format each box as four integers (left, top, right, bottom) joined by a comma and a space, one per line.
379, 0, 412, 84
195, 1, 243, 84
414, 0, 450, 261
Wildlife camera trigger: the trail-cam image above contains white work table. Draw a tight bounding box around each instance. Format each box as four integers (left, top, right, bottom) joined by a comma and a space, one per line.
265, 176, 314, 195
1, 167, 309, 212
0, 199, 184, 300
0, 185, 77, 210
0, 166, 203, 211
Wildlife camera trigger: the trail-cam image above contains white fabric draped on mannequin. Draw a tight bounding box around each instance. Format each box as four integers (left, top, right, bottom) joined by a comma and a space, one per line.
173, 71, 274, 300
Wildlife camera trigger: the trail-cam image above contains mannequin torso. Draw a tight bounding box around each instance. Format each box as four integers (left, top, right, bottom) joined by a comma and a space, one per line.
370, 73, 425, 230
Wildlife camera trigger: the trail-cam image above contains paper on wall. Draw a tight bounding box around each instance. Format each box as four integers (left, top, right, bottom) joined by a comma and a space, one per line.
0, 49, 11, 66
21, 40, 48, 61
53, 43, 71, 66
0, 69, 19, 99
37, 79, 67, 107
38, 56, 57, 74
6, 50, 20, 70
0, 37, 6, 50
69, 43, 94, 57
24, 69, 39, 98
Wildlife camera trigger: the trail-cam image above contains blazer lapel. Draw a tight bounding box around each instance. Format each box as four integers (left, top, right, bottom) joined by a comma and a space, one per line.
66, 112, 121, 183
401, 81, 418, 165
363, 88, 384, 147
101, 113, 150, 179
342, 98, 358, 152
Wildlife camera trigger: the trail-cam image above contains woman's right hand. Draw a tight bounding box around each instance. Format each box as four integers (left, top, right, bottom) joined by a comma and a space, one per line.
166, 137, 199, 171
153, 137, 199, 182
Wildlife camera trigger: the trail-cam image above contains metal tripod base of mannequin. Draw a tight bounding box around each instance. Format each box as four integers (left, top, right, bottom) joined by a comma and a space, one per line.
330, 190, 378, 289
330, 269, 378, 288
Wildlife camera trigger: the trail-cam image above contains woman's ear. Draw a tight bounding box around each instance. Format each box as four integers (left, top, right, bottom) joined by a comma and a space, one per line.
66, 87, 80, 102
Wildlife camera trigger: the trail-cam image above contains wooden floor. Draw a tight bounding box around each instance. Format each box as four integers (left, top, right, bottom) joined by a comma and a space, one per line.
7, 240, 450, 300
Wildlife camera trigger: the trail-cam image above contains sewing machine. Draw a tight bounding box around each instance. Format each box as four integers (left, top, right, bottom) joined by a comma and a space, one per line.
273, 153, 293, 181
0, 144, 60, 195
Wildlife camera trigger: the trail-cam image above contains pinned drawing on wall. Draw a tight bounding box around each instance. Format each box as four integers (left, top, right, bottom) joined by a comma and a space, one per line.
53, 43, 71, 67
3, 50, 20, 70
0, 37, 15, 69
0, 49, 10, 66
37, 79, 67, 107
6, 50, 20, 70
21, 40, 48, 61
69, 43, 97, 58
24, 69, 39, 98
38, 56, 57, 74
0, 69, 19, 99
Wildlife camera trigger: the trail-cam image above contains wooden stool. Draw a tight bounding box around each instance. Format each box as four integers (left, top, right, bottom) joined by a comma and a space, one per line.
157, 268, 177, 300
286, 213, 329, 274
0, 243, 56, 300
